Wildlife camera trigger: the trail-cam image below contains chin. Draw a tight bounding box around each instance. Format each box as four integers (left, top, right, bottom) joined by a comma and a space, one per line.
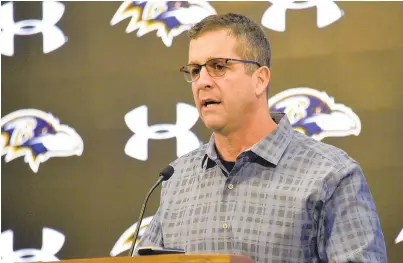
202, 119, 225, 132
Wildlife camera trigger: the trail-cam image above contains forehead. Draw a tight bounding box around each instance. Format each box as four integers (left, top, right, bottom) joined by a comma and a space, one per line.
188, 30, 239, 64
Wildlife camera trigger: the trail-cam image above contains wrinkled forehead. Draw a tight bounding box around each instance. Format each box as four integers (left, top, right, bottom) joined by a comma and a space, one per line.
188, 30, 241, 64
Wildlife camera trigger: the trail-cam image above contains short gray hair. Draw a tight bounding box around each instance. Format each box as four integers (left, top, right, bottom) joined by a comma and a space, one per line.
188, 12, 271, 72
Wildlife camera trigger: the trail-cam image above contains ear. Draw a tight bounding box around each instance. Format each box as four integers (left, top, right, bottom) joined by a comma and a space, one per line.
254, 66, 271, 97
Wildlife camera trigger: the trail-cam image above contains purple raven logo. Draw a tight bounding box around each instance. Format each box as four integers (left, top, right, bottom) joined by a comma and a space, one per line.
110, 1, 216, 47
269, 87, 361, 140
1, 109, 84, 173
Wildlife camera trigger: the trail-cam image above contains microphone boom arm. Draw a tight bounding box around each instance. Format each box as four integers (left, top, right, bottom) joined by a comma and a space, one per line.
128, 175, 164, 257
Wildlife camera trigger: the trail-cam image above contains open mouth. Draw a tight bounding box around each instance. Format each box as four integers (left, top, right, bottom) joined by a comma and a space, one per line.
202, 99, 221, 108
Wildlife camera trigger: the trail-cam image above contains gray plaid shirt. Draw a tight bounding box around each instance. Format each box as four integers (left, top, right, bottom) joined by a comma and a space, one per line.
136, 112, 387, 263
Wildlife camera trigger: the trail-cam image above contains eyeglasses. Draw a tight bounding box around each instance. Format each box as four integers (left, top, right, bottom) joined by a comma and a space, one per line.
179, 57, 261, 83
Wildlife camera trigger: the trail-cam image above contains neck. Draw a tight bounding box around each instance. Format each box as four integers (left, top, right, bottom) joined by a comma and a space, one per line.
214, 106, 277, 162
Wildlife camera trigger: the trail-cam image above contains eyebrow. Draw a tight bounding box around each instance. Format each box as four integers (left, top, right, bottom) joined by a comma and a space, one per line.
188, 57, 218, 65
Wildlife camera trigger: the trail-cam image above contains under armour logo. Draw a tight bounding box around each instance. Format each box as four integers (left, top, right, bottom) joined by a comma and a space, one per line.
125, 103, 200, 161
0, 227, 65, 262
0, 1, 68, 56
261, 0, 344, 32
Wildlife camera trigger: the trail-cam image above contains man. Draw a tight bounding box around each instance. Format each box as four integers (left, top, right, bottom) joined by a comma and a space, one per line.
136, 13, 387, 263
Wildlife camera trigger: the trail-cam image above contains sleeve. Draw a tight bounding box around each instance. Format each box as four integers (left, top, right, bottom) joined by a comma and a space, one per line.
132, 205, 165, 255
320, 162, 388, 263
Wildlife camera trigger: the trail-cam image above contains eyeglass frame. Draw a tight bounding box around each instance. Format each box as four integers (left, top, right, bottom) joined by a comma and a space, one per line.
179, 57, 262, 83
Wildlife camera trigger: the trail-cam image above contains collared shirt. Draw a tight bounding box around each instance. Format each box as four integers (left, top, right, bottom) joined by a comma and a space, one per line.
136, 112, 387, 263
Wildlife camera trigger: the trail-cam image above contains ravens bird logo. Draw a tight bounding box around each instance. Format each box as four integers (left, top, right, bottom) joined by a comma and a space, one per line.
110, 1, 216, 47
110, 216, 154, 256
1, 109, 84, 173
269, 87, 361, 140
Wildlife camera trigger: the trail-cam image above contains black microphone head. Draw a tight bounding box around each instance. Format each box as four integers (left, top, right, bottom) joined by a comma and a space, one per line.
160, 165, 174, 181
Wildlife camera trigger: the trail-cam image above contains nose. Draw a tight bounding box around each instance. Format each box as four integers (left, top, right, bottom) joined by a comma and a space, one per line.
195, 66, 214, 89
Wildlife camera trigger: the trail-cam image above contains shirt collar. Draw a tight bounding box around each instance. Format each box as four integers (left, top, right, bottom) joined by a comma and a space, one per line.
201, 112, 294, 169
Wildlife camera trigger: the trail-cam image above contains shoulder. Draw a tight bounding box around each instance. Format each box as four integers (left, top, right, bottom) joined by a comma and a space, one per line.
289, 130, 358, 170
288, 131, 366, 198
169, 144, 208, 173
161, 144, 207, 185
159, 144, 208, 204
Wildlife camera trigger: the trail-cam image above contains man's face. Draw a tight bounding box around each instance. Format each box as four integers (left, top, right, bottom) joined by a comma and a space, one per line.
188, 30, 259, 134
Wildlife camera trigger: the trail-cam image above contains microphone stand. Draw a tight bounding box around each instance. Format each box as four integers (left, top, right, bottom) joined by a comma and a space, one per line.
128, 176, 164, 257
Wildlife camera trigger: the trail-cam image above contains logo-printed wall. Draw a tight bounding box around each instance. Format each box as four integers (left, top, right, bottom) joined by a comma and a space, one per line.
2, 1, 402, 262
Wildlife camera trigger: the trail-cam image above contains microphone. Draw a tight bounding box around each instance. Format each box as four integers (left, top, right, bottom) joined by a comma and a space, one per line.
128, 165, 175, 257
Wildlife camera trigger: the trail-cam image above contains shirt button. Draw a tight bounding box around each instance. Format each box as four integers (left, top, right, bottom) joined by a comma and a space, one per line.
222, 223, 229, 229
227, 184, 234, 190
